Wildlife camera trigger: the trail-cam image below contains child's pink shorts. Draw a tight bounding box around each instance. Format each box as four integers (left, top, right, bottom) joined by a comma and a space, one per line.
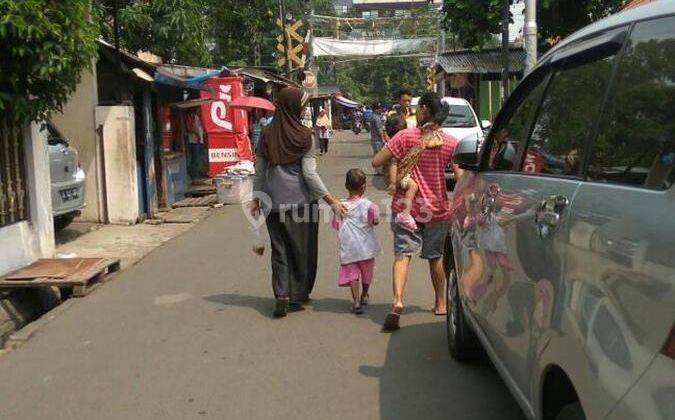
338, 258, 375, 287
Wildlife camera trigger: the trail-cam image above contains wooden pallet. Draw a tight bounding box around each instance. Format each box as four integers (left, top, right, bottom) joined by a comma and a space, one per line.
0, 258, 121, 297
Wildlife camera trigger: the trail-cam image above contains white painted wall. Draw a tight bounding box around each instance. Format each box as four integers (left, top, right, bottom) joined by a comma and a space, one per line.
0, 123, 55, 277
95, 106, 140, 224
51, 68, 104, 223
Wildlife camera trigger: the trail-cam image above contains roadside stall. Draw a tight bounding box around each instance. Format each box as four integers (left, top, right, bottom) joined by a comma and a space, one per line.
332, 94, 361, 130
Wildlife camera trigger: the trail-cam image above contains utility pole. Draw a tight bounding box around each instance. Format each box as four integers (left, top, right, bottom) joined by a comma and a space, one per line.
278, 0, 292, 77
524, 0, 537, 75
501, 0, 510, 102
437, 15, 446, 95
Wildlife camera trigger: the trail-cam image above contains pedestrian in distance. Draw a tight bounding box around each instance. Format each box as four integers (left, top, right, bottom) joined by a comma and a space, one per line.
372, 92, 459, 331
315, 108, 331, 155
369, 104, 387, 175
251, 87, 347, 319
385, 88, 416, 140
331, 168, 382, 314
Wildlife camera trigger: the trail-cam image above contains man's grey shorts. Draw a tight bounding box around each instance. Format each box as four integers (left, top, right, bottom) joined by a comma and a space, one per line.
391, 220, 450, 260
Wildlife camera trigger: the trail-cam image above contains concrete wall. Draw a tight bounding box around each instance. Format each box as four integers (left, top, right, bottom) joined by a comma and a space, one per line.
95, 106, 140, 224
0, 123, 55, 277
51, 68, 104, 223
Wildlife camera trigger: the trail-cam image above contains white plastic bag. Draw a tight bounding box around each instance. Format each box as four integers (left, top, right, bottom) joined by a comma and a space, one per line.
251, 225, 265, 256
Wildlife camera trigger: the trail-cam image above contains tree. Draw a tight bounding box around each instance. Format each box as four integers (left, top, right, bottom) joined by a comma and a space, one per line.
332, 58, 428, 105
209, 0, 334, 67
0, 0, 99, 124
98, 0, 211, 66
442, 0, 624, 50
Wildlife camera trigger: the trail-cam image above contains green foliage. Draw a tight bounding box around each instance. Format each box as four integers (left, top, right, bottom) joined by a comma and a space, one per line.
442, 0, 624, 49
210, 0, 331, 66
0, 0, 99, 124
538, 0, 624, 41
333, 58, 428, 105
112, 0, 211, 66
442, 0, 503, 49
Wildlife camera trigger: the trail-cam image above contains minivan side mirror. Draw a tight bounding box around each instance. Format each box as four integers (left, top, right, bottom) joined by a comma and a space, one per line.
481, 120, 492, 129
453, 134, 480, 170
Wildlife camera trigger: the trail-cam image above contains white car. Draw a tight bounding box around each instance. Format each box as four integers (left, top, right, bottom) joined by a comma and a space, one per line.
439, 97, 490, 144
436, 97, 491, 189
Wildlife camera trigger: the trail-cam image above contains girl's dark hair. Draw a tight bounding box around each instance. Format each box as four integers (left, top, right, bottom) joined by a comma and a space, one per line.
418, 92, 450, 125
385, 115, 406, 138
345, 168, 367, 192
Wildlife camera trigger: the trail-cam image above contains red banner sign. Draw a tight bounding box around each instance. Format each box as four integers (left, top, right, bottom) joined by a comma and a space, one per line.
199, 76, 253, 177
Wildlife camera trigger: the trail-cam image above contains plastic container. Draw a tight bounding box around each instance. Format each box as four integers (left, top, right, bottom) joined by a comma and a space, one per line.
215, 174, 253, 204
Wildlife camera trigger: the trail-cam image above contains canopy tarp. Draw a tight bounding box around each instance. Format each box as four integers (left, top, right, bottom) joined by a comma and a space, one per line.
312, 37, 436, 57
333, 94, 360, 109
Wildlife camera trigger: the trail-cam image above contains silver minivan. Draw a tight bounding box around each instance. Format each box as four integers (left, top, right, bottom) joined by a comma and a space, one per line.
445, 3, 675, 420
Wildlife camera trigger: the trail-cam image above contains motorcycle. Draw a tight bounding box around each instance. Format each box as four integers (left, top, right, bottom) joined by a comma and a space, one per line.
352, 117, 362, 135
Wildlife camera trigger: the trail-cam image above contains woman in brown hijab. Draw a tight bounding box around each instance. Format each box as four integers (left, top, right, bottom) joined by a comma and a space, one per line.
252, 87, 345, 318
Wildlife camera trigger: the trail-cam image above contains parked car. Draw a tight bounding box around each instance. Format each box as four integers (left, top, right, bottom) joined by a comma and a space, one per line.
45, 122, 85, 230
444, 3, 675, 420
438, 97, 490, 190
440, 97, 490, 144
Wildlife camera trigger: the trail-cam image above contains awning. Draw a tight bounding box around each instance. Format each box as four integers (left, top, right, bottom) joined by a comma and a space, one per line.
312, 37, 436, 57
154, 67, 215, 91
436, 49, 525, 75
333, 94, 360, 109
232, 67, 301, 88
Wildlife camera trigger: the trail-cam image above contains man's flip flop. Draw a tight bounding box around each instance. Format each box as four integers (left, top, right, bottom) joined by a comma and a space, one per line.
383, 307, 403, 331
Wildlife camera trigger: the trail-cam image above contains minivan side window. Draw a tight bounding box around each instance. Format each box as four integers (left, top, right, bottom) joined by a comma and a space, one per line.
587, 16, 675, 190
524, 40, 619, 177
486, 71, 548, 171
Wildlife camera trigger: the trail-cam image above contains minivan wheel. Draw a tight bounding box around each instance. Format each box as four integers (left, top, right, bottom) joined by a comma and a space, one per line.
555, 402, 585, 420
445, 259, 480, 360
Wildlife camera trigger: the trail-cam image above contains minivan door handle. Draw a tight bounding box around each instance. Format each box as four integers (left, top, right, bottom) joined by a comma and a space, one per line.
535, 195, 569, 238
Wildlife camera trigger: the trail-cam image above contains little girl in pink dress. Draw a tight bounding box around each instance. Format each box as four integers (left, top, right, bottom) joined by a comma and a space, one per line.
331, 168, 382, 314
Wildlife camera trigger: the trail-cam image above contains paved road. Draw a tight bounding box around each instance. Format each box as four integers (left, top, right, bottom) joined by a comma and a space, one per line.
0, 132, 525, 420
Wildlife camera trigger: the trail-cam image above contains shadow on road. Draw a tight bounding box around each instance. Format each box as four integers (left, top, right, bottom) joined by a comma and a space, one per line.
360, 321, 526, 420
203, 293, 425, 328
204, 293, 273, 318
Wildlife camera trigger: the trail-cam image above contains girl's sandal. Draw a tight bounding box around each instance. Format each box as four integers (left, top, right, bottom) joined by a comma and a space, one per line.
383, 306, 403, 331
360, 293, 369, 306
351, 304, 364, 315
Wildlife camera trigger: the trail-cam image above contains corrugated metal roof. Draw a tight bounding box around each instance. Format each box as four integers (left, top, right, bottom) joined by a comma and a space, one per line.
437, 49, 525, 74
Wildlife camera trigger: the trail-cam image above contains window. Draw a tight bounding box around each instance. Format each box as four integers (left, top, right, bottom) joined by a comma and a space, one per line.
362, 10, 378, 19
0, 117, 29, 228
486, 71, 548, 171
525, 40, 619, 177
587, 16, 675, 190
442, 105, 477, 129
334, 5, 349, 15
394, 9, 411, 18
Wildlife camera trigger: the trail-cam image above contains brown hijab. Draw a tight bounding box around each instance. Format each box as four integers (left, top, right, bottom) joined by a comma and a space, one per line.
262, 87, 312, 165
